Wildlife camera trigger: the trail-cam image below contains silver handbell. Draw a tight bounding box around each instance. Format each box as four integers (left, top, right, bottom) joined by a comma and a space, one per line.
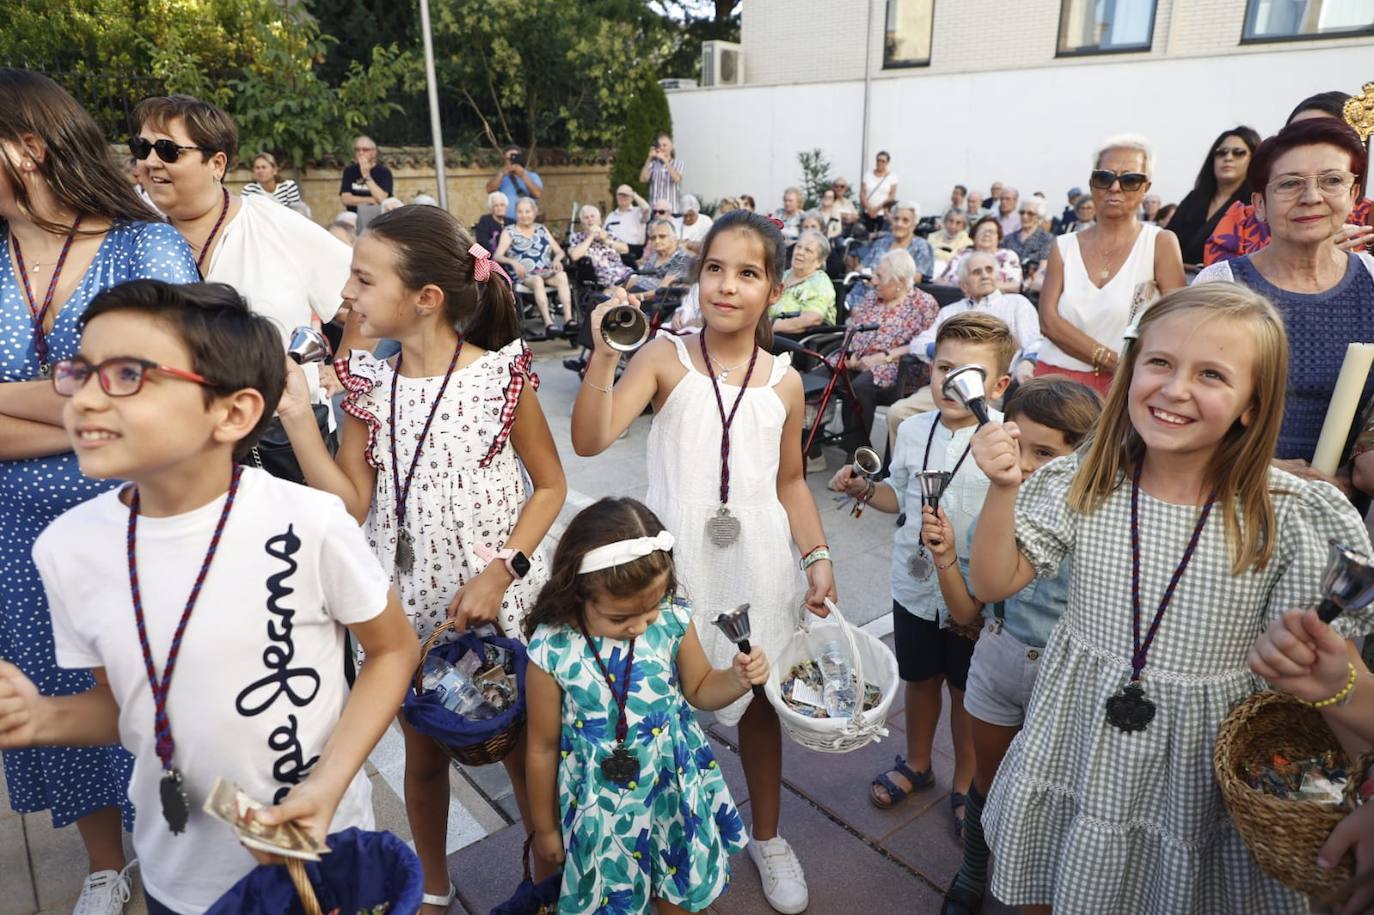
600, 304, 650, 353
712, 604, 766, 699
286, 326, 333, 365
852, 446, 882, 481
917, 470, 952, 513
1317, 540, 1374, 622
942, 363, 991, 426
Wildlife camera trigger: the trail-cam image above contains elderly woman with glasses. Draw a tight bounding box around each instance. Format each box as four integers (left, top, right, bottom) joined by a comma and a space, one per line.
1195, 118, 1374, 484
1035, 134, 1186, 394
935, 216, 1022, 293
771, 230, 836, 334
1001, 196, 1054, 276
474, 190, 511, 254
856, 201, 934, 281
928, 207, 972, 273
568, 203, 632, 289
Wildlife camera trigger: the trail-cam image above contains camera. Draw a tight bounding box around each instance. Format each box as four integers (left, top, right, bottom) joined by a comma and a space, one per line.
509, 151, 525, 167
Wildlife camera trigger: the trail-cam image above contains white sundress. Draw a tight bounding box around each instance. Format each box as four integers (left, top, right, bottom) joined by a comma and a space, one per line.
983, 455, 1374, 914
645, 332, 805, 726
336, 337, 548, 642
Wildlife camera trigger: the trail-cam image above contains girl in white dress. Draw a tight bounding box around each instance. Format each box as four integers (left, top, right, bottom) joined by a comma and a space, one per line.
570, 210, 834, 915
966, 282, 1374, 914
278, 206, 567, 914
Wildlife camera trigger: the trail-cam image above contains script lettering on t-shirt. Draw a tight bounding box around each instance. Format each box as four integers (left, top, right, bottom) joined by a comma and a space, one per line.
235, 525, 322, 801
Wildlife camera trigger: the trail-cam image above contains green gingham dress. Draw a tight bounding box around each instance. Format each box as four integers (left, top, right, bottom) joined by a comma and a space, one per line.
528, 598, 746, 914
983, 456, 1374, 914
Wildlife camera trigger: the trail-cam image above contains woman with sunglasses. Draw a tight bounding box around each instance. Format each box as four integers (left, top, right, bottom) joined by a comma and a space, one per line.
1035, 135, 1187, 395
0, 68, 198, 914
1195, 118, 1374, 482
1166, 126, 1261, 268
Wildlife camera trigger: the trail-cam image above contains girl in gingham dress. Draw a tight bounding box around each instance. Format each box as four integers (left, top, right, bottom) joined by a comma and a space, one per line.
966, 284, 1374, 914
279, 206, 566, 914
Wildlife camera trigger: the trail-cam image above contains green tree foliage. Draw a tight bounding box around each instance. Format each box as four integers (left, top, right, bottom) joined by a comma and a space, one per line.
0, 0, 410, 168
609, 73, 671, 198
797, 148, 832, 209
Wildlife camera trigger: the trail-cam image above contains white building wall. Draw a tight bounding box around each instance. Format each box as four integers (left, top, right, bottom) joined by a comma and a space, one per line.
667, 43, 1372, 219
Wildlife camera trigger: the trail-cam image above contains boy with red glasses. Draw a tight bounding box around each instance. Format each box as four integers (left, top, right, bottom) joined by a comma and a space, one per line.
0, 279, 418, 914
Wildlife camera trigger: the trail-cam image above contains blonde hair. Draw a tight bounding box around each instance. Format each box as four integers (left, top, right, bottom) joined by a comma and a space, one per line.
1094, 133, 1154, 177
1068, 283, 1288, 574
935, 311, 1017, 375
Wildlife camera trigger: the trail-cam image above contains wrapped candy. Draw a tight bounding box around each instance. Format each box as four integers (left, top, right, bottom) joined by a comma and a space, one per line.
1243, 752, 1349, 806
780, 660, 881, 719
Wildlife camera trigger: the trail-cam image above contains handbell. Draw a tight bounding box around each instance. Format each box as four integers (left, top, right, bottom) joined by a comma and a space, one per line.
917, 470, 951, 513
713, 604, 765, 699
286, 326, 332, 365
852, 446, 882, 481
942, 363, 991, 426
1317, 540, 1374, 622
600, 304, 650, 352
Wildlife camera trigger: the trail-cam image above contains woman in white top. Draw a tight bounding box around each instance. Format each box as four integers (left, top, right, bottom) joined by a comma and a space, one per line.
131, 96, 355, 409
1036, 135, 1186, 395
240, 152, 303, 208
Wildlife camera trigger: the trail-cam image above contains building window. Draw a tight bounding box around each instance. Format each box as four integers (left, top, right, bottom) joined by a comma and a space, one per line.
1242, 0, 1374, 41
1057, 0, 1158, 54
883, 0, 935, 69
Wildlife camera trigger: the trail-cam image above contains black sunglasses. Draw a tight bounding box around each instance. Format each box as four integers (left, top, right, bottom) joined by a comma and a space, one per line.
128, 136, 212, 164
1089, 169, 1149, 192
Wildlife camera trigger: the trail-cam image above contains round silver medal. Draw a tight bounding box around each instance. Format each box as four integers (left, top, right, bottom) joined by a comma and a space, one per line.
907, 550, 934, 580
706, 505, 741, 547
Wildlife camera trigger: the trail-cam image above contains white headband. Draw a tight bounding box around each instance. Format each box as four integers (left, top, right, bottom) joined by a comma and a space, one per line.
578, 531, 675, 574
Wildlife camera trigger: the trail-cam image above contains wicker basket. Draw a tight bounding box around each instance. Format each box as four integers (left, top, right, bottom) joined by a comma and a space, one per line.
412, 620, 525, 767
763, 599, 900, 754
1214, 689, 1368, 905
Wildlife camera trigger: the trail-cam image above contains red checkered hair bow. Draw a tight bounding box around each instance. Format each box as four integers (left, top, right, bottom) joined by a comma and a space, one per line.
469, 243, 513, 288
766, 215, 785, 231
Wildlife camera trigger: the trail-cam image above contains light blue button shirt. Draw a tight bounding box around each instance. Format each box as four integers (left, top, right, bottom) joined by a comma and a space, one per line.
887, 408, 1001, 625
961, 517, 1071, 648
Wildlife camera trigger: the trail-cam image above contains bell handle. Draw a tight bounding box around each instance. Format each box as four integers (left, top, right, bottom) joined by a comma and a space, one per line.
1317, 597, 1345, 624
733, 638, 767, 699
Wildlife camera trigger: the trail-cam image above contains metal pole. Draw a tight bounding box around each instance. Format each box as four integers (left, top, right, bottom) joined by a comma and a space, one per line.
860, 0, 875, 208
418, 0, 448, 209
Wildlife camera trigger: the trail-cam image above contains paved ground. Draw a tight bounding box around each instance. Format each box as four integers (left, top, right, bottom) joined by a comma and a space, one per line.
2, 339, 1011, 914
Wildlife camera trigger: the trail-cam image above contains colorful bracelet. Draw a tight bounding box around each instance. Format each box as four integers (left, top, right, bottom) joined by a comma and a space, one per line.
800, 545, 831, 571
1300, 662, 1358, 709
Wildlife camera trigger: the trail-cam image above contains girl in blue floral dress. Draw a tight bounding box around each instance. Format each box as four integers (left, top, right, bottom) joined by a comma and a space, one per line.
525, 498, 766, 914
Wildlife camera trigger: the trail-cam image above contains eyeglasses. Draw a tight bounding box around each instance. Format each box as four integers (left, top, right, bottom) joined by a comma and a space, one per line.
355, 146, 377, 153
1214, 146, 1249, 160
1089, 169, 1149, 192
52, 356, 216, 398
128, 137, 212, 164
653, 209, 670, 215
1019, 209, 1038, 216
1267, 171, 1357, 200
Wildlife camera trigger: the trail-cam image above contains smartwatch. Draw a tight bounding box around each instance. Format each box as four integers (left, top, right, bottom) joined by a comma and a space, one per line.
475, 545, 531, 579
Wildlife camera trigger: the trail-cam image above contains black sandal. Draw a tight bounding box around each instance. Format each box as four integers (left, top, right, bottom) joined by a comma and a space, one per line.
950, 792, 967, 841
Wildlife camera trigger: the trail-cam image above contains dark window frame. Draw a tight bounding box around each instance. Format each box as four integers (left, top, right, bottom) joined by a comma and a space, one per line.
882, 0, 936, 70
1239, 0, 1374, 44
1054, 0, 1159, 57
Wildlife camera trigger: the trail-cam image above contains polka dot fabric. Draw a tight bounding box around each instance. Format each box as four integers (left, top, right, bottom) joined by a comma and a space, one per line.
1, 219, 197, 828
337, 338, 547, 643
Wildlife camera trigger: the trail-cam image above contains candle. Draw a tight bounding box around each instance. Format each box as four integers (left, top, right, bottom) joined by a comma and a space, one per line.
1312, 343, 1374, 475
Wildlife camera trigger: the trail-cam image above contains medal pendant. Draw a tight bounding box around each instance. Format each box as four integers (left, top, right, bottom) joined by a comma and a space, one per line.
160, 768, 190, 835
36, 363, 50, 379
1105, 681, 1156, 733
988, 618, 1003, 635
907, 549, 934, 580
395, 529, 415, 574
600, 745, 639, 787
706, 505, 741, 548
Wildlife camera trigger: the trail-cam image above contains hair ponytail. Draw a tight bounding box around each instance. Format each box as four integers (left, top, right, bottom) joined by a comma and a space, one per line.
465, 265, 522, 351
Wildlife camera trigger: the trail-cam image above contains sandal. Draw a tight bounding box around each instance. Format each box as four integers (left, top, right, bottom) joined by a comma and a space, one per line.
421, 883, 456, 912
869, 754, 933, 809
950, 792, 967, 842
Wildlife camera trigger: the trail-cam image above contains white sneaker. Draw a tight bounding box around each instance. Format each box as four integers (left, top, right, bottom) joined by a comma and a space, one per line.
73, 861, 135, 915
806, 453, 828, 474
747, 833, 808, 914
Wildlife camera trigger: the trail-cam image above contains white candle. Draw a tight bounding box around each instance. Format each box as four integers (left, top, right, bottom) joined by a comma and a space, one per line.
1312, 343, 1374, 475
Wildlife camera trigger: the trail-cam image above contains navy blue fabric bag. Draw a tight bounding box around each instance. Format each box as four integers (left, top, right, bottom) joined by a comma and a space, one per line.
490, 835, 561, 915
205, 828, 422, 915
402, 625, 528, 765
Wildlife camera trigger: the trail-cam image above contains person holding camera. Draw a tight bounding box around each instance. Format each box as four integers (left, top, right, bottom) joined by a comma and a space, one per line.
638, 132, 684, 215
486, 144, 544, 211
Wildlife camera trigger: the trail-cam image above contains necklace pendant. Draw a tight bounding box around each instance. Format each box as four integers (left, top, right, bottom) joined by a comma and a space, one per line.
600, 744, 640, 787
31, 263, 42, 274
395, 529, 416, 574
1105, 681, 1156, 733
1099, 268, 1110, 280
160, 768, 190, 835
706, 504, 741, 547
36, 362, 51, 379
907, 549, 934, 581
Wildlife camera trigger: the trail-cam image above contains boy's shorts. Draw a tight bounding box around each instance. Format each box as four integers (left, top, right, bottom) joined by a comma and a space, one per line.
892, 601, 976, 689
962, 621, 1044, 727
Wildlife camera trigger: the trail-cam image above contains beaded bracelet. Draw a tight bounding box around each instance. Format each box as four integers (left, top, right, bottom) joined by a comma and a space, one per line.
800, 545, 831, 571
1300, 661, 1358, 709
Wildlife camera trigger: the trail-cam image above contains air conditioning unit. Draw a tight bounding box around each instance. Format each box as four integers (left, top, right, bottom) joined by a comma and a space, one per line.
701, 40, 744, 87
658, 78, 698, 91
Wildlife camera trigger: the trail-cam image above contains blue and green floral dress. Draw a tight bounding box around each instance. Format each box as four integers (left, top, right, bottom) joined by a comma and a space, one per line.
528, 598, 746, 914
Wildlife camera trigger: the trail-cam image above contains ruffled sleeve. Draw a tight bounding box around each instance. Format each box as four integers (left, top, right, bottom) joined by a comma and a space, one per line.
1266, 473, 1374, 640
1013, 453, 1081, 578
527, 623, 565, 677
335, 350, 389, 470
478, 338, 540, 468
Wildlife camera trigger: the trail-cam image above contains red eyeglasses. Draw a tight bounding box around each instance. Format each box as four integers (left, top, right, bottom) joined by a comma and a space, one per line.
52, 356, 218, 398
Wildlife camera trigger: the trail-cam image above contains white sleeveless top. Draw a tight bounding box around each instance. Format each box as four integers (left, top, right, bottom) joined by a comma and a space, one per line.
645, 332, 803, 726
1039, 223, 1161, 373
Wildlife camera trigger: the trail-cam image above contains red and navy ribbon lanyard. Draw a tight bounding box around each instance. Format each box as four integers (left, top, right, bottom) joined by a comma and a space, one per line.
698, 331, 760, 507
11, 216, 82, 377
127, 464, 243, 833
1127, 462, 1215, 684
921, 413, 972, 482
388, 339, 464, 539
579, 625, 636, 746
194, 187, 231, 278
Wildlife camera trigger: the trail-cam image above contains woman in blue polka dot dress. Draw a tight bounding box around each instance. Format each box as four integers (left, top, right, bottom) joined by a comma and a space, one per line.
0, 69, 198, 911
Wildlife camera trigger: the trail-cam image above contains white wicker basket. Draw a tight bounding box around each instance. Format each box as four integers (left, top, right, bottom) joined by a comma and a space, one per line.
764, 599, 900, 753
